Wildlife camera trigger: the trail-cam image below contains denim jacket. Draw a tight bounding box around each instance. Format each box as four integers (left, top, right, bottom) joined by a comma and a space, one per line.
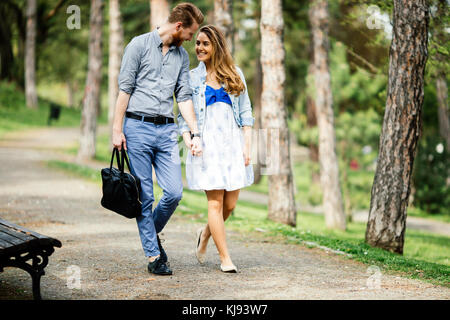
177, 61, 254, 136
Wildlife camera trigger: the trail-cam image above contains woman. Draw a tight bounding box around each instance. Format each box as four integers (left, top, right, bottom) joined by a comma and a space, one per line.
177, 25, 254, 273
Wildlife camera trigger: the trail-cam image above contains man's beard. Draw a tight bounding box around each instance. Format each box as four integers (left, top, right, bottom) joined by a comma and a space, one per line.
171, 31, 184, 47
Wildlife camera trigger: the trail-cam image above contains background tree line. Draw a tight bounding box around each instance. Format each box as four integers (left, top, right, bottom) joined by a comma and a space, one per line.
0, 0, 448, 256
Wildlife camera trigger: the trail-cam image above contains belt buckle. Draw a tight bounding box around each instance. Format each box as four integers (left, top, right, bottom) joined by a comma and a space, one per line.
154, 116, 165, 125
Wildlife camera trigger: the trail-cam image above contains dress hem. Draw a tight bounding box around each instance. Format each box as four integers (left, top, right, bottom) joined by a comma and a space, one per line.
187, 184, 253, 192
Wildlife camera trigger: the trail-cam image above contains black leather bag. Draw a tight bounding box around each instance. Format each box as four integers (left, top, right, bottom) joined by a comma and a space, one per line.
100, 147, 142, 219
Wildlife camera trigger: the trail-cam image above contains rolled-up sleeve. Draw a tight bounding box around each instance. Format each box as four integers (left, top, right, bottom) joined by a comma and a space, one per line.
174, 49, 193, 103
118, 37, 142, 94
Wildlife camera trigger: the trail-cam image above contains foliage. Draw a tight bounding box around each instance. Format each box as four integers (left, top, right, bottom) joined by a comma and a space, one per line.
330, 41, 387, 115
1, 0, 448, 220
427, 0, 450, 79
413, 135, 450, 215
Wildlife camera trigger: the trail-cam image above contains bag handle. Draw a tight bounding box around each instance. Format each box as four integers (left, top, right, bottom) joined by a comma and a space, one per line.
110, 147, 122, 171
120, 146, 132, 173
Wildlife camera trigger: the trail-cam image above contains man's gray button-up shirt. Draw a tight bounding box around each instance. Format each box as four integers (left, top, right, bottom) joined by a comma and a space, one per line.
118, 29, 192, 118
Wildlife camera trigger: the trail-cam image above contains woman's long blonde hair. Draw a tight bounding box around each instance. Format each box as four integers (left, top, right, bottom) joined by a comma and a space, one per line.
199, 25, 245, 96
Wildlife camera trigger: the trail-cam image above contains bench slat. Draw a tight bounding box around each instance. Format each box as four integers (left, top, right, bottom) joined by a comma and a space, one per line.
0, 225, 36, 243
0, 238, 13, 249
0, 219, 62, 258
0, 219, 50, 241
0, 231, 28, 247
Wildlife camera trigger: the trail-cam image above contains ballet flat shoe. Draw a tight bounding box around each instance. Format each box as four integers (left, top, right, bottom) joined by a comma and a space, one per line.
196, 228, 206, 264
220, 264, 237, 273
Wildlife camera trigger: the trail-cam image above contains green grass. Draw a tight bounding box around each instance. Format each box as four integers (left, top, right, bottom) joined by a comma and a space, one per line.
247, 161, 450, 224
47, 159, 450, 287
246, 161, 375, 208
0, 81, 107, 138
47, 160, 102, 183
0, 82, 78, 137
407, 207, 450, 224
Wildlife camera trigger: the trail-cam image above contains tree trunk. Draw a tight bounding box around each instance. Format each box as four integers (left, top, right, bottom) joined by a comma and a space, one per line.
306, 54, 320, 184
0, 5, 15, 81
66, 80, 75, 108
339, 140, 352, 222
25, 0, 38, 109
214, 0, 234, 54
365, 0, 429, 254
309, 0, 346, 230
150, 0, 170, 31
253, 54, 263, 184
260, 0, 296, 226
436, 76, 450, 150
78, 0, 103, 162
108, 0, 124, 146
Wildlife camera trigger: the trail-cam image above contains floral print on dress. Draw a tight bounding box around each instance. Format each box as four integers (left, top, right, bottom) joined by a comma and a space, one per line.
185, 101, 254, 191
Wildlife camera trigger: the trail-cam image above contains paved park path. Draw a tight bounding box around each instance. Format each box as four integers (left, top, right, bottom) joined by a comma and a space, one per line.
0, 127, 449, 300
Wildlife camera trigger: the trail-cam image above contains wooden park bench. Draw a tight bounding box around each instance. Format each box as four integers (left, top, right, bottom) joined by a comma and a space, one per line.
0, 218, 62, 299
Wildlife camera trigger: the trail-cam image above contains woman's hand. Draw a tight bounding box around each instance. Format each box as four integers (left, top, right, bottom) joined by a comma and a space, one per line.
243, 126, 252, 166
191, 136, 203, 157
243, 143, 251, 166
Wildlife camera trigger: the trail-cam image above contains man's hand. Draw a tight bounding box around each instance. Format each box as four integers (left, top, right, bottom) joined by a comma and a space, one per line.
191, 136, 203, 157
112, 130, 127, 151
111, 91, 130, 151
182, 132, 192, 151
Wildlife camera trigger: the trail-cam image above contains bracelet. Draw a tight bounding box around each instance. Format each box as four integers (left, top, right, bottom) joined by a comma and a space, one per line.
190, 132, 201, 139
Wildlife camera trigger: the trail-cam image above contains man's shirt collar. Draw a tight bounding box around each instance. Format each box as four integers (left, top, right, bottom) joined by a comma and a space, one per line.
153, 28, 177, 51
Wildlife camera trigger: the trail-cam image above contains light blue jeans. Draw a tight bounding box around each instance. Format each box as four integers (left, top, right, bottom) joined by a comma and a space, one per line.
123, 116, 183, 257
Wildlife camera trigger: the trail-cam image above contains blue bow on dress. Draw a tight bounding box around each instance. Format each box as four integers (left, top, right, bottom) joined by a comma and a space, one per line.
205, 85, 232, 107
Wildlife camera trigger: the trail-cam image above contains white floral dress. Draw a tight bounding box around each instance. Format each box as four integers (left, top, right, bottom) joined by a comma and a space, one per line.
186, 86, 254, 191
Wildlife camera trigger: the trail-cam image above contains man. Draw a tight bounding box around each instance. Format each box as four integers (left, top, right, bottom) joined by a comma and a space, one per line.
112, 3, 203, 275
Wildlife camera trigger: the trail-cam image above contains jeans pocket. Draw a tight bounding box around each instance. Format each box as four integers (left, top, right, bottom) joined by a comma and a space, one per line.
124, 118, 145, 146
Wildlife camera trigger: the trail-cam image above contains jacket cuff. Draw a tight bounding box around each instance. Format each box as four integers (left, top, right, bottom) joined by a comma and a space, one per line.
240, 117, 255, 127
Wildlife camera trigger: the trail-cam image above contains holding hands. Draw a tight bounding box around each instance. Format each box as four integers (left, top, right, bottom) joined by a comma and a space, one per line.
191, 136, 203, 156
182, 132, 203, 156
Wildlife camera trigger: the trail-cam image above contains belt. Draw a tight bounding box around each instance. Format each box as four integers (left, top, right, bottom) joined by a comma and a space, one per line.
126, 112, 174, 124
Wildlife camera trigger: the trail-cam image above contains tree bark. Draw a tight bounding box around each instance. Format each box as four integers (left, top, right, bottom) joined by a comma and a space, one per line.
78, 0, 103, 161
252, 53, 263, 184
306, 49, 320, 184
365, 0, 429, 254
150, 0, 170, 31
436, 76, 450, 150
214, 0, 234, 54
0, 4, 15, 81
25, 0, 38, 109
260, 0, 296, 226
108, 0, 124, 146
66, 80, 75, 108
309, 0, 346, 230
